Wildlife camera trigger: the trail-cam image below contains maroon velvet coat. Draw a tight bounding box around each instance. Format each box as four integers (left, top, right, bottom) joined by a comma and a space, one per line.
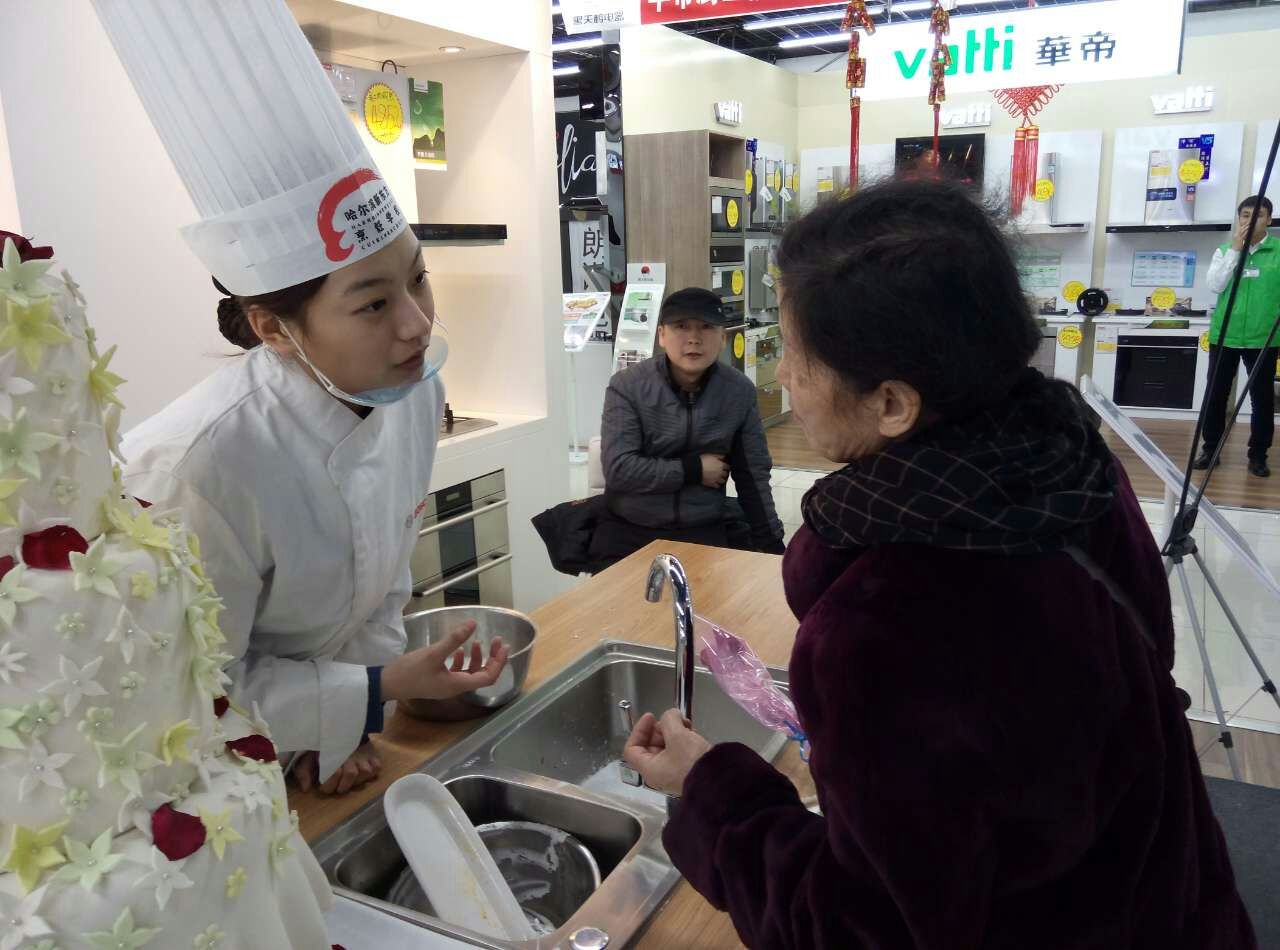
665, 466, 1255, 949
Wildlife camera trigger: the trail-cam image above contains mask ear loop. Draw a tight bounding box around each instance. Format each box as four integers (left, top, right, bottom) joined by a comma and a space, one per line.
278, 320, 348, 401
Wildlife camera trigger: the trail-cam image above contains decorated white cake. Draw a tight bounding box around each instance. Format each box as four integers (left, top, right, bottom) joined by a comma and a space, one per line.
0, 234, 333, 948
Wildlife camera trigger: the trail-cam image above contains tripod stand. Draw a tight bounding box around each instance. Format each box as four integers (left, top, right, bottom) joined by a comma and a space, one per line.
1155, 120, 1280, 781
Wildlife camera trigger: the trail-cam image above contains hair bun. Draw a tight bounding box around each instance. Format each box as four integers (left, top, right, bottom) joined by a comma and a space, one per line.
216, 295, 261, 350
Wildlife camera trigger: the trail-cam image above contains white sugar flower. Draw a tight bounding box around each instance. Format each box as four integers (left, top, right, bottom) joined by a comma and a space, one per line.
39, 654, 108, 716
0, 640, 28, 684
133, 847, 193, 910
52, 828, 123, 891
0, 883, 53, 950
0, 563, 41, 627
78, 705, 115, 740
108, 606, 155, 664
62, 785, 90, 814
0, 349, 35, 417
84, 907, 161, 950
9, 738, 74, 799
227, 769, 271, 815
50, 409, 101, 457
16, 697, 61, 738
60, 269, 85, 306
94, 722, 161, 797
52, 476, 80, 506
192, 925, 225, 950
70, 536, 124, 599
116, 788, 173, 836
0, 236, 54, 306
118, 670, 145, 701
45, 370, 73, 399
0, 410, 59, 479
57, 611, 86, 638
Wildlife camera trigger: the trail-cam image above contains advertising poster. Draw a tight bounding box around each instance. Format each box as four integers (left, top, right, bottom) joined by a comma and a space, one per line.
411, 79, 447, 169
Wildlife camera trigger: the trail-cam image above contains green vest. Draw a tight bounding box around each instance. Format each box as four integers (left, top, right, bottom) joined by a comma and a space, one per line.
1210, 238, 1280, 349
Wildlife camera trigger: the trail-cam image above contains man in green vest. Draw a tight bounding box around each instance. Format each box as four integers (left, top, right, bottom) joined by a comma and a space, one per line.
1195, 195, 1279, 477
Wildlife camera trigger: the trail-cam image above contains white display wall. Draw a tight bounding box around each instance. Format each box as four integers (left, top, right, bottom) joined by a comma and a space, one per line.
1101, 232, 1230, 313
1254, 119, 1278, 194
797, 143, 894, 212
1109, 122, 1246, 226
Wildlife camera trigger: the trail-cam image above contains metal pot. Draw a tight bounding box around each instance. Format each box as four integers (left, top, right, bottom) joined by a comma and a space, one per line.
387, 821, 601, 936
399, 606, 537, 721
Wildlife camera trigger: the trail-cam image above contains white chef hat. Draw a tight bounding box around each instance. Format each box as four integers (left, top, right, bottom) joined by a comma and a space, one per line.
91, 0, 408, 296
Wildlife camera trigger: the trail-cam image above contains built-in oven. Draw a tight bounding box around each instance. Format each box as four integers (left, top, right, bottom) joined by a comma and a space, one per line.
408, 470, 512, 611
1114, 334, 1199, 409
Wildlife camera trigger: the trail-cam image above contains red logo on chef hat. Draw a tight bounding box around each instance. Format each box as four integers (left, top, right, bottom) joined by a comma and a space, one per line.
317, 167, 406, 263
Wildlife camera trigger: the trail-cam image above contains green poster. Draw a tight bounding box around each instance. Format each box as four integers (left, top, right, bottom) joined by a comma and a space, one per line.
410, 79, 446, 168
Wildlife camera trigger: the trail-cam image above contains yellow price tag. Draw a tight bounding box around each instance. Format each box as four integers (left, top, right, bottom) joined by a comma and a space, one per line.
363, 82, 403, 145
1062, 281, 1086, 304
1151, 287, 1177, 310
1200, 332, 1211, 352
1178, 159, 1206, 186
817, 180, 834, 193
745, 169, 754, 195
790, 172, 799, 191
733, 332, 746, 360
772, 168, 782, 191
726, 198, 740, 229
1058, 326, 1083, 350
731, 270, 745, 296
1033, 179, 1055, 202
1097, 341, 1117, 353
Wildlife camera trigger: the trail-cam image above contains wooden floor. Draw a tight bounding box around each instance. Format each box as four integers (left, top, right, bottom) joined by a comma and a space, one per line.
766, 418, 841, 473
1102, 418, 1280, 512
771, 414, 1280, 512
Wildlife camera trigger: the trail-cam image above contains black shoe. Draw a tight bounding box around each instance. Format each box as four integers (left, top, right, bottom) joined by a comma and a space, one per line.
1193, 451, 1219, 470
1249, 460, 1271, 478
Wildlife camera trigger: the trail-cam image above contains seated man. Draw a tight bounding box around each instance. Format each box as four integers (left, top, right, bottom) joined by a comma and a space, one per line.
591, 287, 785, 568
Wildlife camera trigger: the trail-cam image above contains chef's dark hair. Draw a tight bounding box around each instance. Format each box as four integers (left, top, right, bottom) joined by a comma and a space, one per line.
213, 275, 328, 350
776, 179, 1040, 420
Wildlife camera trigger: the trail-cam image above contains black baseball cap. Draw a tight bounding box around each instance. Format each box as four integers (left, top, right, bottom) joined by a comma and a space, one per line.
659, 287, 730, 327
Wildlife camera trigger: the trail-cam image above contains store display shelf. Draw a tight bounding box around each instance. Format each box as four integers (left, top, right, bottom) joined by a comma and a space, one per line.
745, 227, 785, 236
719, 294, 744, 304
709, 177, 746, 192
411, 223, 508, 246
1105, 223, 1231, 234
1023, 223, 1091, 235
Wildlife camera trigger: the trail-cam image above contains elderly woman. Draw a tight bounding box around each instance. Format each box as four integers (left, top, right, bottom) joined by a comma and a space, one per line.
624, 181, 1255, 949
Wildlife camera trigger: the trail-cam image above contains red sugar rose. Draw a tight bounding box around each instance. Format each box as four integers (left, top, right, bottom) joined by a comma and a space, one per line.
0, 556, 13, 581
213, 695, 230, 718
22, 525, 89, 570
151, 803, 207, 860
226, 734, 278, 764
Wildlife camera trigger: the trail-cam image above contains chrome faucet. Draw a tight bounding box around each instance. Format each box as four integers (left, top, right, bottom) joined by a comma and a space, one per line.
645, 554, 694, 725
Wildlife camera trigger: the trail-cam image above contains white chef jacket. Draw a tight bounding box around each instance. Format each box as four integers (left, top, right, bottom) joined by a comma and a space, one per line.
122, 346, 442, 780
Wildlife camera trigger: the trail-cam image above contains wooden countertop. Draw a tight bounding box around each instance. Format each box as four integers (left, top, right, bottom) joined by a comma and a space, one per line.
292, 540, 811, 949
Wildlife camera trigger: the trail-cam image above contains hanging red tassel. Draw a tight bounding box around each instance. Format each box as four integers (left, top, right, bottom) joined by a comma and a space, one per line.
843, 2, 874, 193
994, 85, 1060, 216
926, 0, 952, 171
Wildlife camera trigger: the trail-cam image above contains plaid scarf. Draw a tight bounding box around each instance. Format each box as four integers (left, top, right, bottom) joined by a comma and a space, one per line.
802, 371, 1116, 556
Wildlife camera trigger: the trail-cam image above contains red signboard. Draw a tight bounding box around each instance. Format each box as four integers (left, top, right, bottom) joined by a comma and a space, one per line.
639, 0, 820, 26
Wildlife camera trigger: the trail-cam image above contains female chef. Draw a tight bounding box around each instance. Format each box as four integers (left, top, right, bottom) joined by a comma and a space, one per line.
122, 225, 507, 795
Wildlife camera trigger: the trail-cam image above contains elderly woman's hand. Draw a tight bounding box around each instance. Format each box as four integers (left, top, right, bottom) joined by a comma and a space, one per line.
624, 709, 712, 796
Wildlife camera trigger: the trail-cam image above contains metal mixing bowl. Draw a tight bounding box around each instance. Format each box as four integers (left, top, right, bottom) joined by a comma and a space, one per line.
399, 606, 537, 721
387, 821, 601, 936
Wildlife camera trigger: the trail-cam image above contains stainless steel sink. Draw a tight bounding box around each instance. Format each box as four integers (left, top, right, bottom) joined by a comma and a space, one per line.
310, 640, 792, 948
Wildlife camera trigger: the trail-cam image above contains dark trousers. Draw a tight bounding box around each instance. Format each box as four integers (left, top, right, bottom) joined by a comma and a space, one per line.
1202, 345, 1278, 463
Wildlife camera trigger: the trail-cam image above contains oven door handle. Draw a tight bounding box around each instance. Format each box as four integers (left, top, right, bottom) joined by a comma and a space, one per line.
412, 552, 513, 600
417, 498, 509, 538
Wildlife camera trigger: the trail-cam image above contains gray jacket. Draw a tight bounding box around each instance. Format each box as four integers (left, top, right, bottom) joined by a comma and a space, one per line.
601, 353, 783, 548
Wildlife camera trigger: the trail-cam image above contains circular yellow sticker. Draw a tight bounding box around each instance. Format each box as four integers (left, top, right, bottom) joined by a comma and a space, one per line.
726, 198, 740, 229
1033, 179, 1056, 202
1058, 326, 1083, 350
1200, 332, 1211, 353
731, 270, 745, 296
745, 169, 754, 195
733, 332, 746, 360
1062, 281, 1086, 303
364, 82, 403, 145
1178, 159, 1206, 186
772, 168, 782, 191
790, 172, 799, 191
1151, 287, 1178, 310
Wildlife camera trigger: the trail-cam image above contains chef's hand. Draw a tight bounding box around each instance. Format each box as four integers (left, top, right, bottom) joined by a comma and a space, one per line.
623, 709, 712, 797
293, 744, 383, 795
381, 620, 510, 703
